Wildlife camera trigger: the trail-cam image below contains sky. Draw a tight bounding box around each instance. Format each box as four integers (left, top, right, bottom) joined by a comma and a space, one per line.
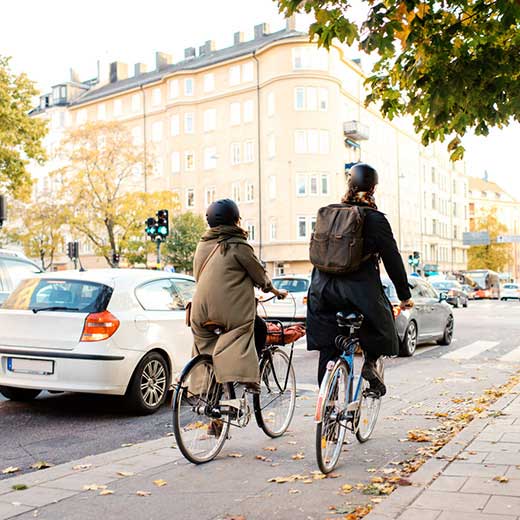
2, 0, 519, 198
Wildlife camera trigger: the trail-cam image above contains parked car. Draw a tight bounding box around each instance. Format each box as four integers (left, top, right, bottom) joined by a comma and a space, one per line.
382, 276, 454, 357
501, 283, 520, 301
0, 269, 195, 414
430, 280, 468, 308
0, 249, 42, 304
257, 275, 310, 322
461, 284, 476, 300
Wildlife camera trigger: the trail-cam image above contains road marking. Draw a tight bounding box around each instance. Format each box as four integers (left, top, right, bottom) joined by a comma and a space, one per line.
442, 340, 499, 360
499, 346, 520, 363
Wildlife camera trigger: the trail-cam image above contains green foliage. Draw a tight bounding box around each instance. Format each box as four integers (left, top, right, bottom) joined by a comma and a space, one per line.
163, 212, 206, 273
277, 1, 520, 160
0, 56, 47, 197
468, 208, 512, 272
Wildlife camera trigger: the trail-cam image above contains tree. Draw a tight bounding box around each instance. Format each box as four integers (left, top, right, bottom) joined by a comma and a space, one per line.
5, 199, 66, 270
54, 121, 179, 267
278, 1, 520, 160
0, 56, 47, 197
163, 212, 206, 273
468, 208, 512, 272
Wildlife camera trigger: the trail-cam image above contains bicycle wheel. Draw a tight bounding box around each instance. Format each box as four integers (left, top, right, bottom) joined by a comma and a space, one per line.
173, 355, 234, 464
315, 359, 349, 474
254, 348, 296, 438
355, 357, 384, 443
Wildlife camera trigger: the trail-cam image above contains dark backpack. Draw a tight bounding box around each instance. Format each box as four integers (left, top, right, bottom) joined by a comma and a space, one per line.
309, 204, 370, 274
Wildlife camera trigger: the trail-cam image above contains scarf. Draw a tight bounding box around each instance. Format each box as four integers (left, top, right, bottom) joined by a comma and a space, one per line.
201, 225, 248, 254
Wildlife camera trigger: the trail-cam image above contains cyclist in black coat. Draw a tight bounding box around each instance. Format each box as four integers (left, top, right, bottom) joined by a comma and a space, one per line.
306, 163, 413, 395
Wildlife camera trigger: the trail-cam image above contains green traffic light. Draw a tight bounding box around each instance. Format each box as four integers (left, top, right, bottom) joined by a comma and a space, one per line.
158, 226, 167, 235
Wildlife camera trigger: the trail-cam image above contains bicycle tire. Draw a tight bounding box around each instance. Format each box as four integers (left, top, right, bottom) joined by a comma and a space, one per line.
315, 359, 349, 474
253, 348, 296, 438
355, 358, 384, 443
172, 354, 234, 464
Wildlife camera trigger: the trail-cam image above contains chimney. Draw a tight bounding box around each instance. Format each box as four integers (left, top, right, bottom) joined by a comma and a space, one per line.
234, 31, 245, 45
254, 23, 270, 39
286, 14, 297, 31
69, 68, 81, 83
109, 61, 128, 83
184, 47, 196, 60
155, 52, 172, 70
134, 62, 147, 76
199, 40, 216, 56
97, 60, 109, 86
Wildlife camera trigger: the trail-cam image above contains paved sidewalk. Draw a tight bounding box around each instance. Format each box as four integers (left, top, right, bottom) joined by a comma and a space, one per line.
367, 382, 520, 520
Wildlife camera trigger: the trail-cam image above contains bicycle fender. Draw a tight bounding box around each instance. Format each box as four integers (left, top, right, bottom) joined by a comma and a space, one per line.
314, 359, 340, 423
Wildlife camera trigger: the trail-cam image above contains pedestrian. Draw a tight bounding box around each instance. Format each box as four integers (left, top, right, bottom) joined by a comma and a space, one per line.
307, 163, 414, 395
190, 199, 287, 394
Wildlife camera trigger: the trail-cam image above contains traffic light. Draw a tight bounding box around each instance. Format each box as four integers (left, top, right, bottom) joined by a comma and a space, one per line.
156, 209, 169, 239
73, 241, 79, 259
112, 252, 120, 264
145, 217, 157, 238
412, 251, 420, 266
67, 242, 75, 260
0, 194, 6, 228
408, 254, 413, 266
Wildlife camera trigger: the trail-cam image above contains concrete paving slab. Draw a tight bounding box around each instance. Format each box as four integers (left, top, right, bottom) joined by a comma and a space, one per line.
411, 490, 490, 513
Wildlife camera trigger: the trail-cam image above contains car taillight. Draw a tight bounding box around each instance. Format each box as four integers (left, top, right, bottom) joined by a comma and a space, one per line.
448, 290, 455, 296
302, 296, 308, 305
81, 310, 120, 342
392, 306, 402, 319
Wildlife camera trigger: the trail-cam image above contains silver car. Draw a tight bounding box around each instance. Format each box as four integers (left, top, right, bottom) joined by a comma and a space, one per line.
382, 276, 454, 356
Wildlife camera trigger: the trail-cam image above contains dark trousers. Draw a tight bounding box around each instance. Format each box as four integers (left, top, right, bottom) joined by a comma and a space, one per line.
317, 346, 379, 386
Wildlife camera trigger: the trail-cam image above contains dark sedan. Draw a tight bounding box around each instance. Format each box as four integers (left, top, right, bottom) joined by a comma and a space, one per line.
382, 276, 454, 357
430, 280, 468, 308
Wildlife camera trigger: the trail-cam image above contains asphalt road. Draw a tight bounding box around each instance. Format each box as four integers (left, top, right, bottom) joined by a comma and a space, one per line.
1, 299, 519, 487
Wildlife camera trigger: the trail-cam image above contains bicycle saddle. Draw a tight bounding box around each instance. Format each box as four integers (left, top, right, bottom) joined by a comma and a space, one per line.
336, 311, 364, 329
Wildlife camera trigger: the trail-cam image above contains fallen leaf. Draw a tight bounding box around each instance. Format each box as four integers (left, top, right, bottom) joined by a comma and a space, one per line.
407, 430, 432, 442
327, 473, 342, 479
11, 484, 28, 491
121, 443, 134, 447
255, 455, 267, 461
493, 476, 509, 483
397, 478, 412, 486
82, 484, 107, 491
287, 441, 297, 445
228, 453, 243, 458
371, 476, 384, 483
223, 516, 246, 520
303, 479, 313, 484
371, 498, 383, 503
165, 432, 174, 437
99, 489, 114, 496
341, 484, 353, 493
30, 461, 53, 470
288, 489, 301, 495
1, 467, 20, 475
264, 446, 277, 452
136, 490, 151, 497
116, 471, 135, 477
291, 453, 305, 460
153, 479, 167, 487
367, 468, 377, 473
73, 464, 92, 471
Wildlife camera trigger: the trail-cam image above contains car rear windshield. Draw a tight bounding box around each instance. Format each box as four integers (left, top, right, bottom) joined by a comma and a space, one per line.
432, 282, 459, 290
272, 279, 309, 293
2, 278, 113, 313
504, 284, 519, 289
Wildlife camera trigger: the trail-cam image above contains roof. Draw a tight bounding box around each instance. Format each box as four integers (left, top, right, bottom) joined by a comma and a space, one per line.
468, 177, 516, 201
72, 28, 305, 107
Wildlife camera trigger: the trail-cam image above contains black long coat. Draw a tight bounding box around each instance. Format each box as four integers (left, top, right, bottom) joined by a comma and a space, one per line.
306, 203, 411, 358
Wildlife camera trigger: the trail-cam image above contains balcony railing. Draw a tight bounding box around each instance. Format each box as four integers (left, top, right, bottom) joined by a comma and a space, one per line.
343, 120, 369, 141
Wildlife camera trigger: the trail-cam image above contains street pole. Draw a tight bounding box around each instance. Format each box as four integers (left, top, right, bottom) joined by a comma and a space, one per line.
156, 238, 161, 270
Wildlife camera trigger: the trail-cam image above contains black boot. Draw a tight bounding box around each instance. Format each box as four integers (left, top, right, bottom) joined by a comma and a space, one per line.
361, 358, 386, 396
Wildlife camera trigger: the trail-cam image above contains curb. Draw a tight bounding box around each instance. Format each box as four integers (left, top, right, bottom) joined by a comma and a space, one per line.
365, 381, 520, 520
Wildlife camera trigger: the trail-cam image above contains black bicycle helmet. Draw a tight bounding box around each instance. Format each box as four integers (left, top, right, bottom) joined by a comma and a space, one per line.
348, 163, 379, 191
206, 199, 240, 228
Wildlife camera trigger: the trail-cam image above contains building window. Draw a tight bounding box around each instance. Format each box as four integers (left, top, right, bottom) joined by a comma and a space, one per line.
268, 176, 277, 200
229, 65, 241, 86
169, 79, 179, 98
246, 182, 254, 202
307, 129, 319, 153
297, 175, 307, 196
319, 130, 330, 154
113, 99, 123, 117
267, 134, 276, 159
184, 78, 194, 96
306, 87, 318, 111
230, 143, 241, 165
292, 47, 328, 70
131, 93, 141, 112
267, 92, 275, 117
431, 167, 436, 183
321, 174, 329, 195
131, 126, 143, 145
269, 221, 277, 241
244, 141, 254, 163
243, 100, 254, 123
232, 182, 241, 202
151, 121, 163, 142
203, 73, 215, 93
97, 103, 106, 120
310, 175, 318, 195
205, 186, 216, 207
242, 62, 254, 82
310, 217, 317, 234
297, 216, 307, 239
230, 102, 241, 125
295, 130, 306, 154
432, 193, 437, 210
203, 147, 217, 170
453, 225, 458, 240
186, 188, 195, 208
453, 201, 457, 217
184, 112, 194, 133
152, 88, 162, 107
319, 88, 328, 111
170, 115, 180, 136
203, 108, 217, 132
275, 263, 285, 276
294, 87, 305, 110
185, 151, 195, 171
246, 222, 256, 241
171, 151, 180, 173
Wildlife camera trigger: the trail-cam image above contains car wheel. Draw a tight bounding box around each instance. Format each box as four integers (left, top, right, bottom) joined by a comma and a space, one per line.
0, 386, 41, 402
453, 298, 460, 308
463, 298, 468, 308
126, 352, 170, 415
399, 320, 417, 357
438, 316, 454, 346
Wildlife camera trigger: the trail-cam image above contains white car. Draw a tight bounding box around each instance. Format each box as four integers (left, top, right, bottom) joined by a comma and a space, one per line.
257, 275, 310, 322
501, 283, 520, 301
0, 269, 195, 414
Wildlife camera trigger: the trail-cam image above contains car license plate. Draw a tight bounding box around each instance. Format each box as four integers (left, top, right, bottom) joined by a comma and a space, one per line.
7, 358, 54, 375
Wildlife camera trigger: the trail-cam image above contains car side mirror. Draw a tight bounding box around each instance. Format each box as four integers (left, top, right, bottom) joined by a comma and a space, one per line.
439, 293, 448, 302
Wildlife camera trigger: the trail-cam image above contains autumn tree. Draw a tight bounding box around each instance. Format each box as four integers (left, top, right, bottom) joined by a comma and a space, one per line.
54, 121, 179, 267
163, 212, 206, 273
278, 1, 520, 160
0, 56, 47, 197
468, 208, 512, 272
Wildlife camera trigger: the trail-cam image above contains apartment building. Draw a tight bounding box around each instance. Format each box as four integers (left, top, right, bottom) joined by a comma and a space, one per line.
30, 19, 469, 274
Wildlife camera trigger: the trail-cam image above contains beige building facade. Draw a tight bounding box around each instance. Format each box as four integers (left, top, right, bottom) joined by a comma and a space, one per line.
31, 20, 469, 275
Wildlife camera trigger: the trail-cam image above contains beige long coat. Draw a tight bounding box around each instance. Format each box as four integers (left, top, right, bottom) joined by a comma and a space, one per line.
191, 235, 273, 384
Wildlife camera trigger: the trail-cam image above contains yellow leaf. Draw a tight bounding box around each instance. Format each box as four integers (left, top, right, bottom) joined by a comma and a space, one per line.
121, 443, 134, 447
99, 489, 114, 496
1, 467, 20, 475
72, 464, 92, 471
82, 484, 107, 491
493, 476, 509, 483
255, 455, 267, 461
153, 479, 167, 487
30, 461, 53, 470
228, 453, 243, 458
288, 489, 301, 495
117, 471, 135, 477
264, 446, 277, 452
371, 476, 384, 483
136, 491, 151, 497
341, 484, 353, 493
292, 453, 305, 460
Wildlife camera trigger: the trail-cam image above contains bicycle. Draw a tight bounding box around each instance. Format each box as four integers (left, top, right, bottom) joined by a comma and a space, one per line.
315, 311, 384, 474
172, 296, 302, 464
